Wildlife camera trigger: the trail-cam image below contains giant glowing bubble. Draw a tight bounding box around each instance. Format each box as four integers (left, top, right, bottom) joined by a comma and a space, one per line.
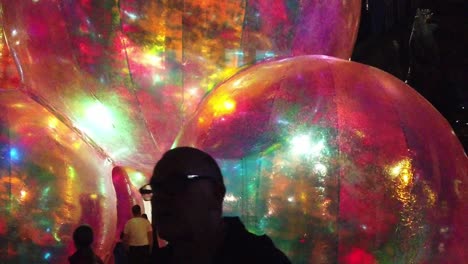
0, 90, 117, 263
1, 0, 360, 171
176, 56, 468, 263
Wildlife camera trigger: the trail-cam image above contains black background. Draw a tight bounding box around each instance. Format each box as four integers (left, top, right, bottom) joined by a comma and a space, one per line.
351, 0, 467, 151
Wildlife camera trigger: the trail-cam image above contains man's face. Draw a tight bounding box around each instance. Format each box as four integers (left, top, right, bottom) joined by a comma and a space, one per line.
151, 173, 221, 242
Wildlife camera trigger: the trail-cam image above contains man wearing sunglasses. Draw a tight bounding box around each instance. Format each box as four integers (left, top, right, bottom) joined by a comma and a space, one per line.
147, 147, 290, 264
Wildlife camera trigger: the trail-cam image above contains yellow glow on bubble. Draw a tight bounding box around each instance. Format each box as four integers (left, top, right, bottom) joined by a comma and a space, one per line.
90, 194, 98, 200
67, 166, 76, 179
423, 183, 437, 206
388, 158, 413, 186
20, 189, 27, 200
53, 231, 61, 242
141, 53, 163, 67
210, 94, 237, 117
300, 192, 307, 202
48, 116, 59, 129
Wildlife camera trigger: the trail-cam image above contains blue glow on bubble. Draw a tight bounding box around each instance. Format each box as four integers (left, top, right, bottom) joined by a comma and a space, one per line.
44, 252, 51, 260
10, 148, 20, 161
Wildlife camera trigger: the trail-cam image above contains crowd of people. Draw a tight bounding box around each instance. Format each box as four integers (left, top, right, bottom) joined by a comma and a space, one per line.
69, 147, 290, 264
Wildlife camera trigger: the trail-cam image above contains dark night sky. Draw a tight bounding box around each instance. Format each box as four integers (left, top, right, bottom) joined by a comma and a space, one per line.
351, 0, 467, 151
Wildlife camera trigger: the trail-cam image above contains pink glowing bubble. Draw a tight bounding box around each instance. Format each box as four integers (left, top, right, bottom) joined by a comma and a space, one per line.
176, 55, 468, 263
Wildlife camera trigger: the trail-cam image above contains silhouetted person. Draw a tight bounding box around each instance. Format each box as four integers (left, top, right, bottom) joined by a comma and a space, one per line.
123, 204, 153, 263
149, 147, 291, 264
113, 232, 127, 264
69, 225, 104, 264
142, 213, 148, 220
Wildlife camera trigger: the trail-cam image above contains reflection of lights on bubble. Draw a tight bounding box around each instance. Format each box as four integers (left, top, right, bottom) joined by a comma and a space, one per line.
67, 166, 76, 179
232, 78, 242, 88
12, 29, 17, 36
287, 196, 295, 202
48, 116, 59, 129
290, 134, 325, 157
128, 171, 147, 187
83, 102, 114, 131
142, 54, 163, 67
388, 158, 413, 186
20, 190, 27, 200
43, 252, 51, 260
264, 51, 275, 58
90, 194, 98, 200
313, 163, 327, 176
124, 11, 138, 20
224, 193, 238, 202
10, 148, 19, 161
188, 87, 199, 96
291, 135, 312, 155
211, 95, 236, 116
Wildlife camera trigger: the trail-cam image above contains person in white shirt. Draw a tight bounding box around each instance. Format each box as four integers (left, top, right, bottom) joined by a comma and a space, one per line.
123, 204, 153, 263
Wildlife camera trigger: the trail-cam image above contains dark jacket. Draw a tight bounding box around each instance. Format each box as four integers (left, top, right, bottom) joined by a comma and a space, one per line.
151, 217, 291, 264
68, 247, 104, 264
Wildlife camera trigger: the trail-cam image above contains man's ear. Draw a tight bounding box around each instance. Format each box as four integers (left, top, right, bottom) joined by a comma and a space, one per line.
214, 184, 226, 204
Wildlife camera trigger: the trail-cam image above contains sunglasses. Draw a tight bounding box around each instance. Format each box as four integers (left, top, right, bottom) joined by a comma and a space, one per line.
141, 174, 215, 197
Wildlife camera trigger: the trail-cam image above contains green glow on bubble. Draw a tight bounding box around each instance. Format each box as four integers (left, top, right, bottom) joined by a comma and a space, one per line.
67, 166, 76, 179
128, 171, 147, 188
53, 232, 61, 242
42, 186, 50, 197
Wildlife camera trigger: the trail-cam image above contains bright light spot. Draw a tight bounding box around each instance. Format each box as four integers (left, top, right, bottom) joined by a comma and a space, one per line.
124, 11, 138, 20
188, 87, 199, 96
264, 51, 275, 58
90, 194, 98, 199
43, 252, 51, 260
84, 102, 114, 131
211, 95, 236, 117
287, 196, 295, 202
291, 135, 312, 155
290, 134, 325, 156
232, 78, 242, 88
224, 193, 238, 202
12, 29, 17, 36
48, 116, 59, 129
10, 148, 19, 161
20, 190, 27, 200
15, 41, 20, 45
141, 53, 162, 67
313, 163, 327, 176
277, 119, 289, 125
128, 171, 147, 187
223, 100, 235, 110
388, 158, 413, 186
67, 166, 76, 179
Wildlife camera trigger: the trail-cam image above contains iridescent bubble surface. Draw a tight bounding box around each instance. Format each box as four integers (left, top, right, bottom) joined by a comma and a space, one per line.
1, 0, 360, 171
0, 90, 116, 263
176, 55, 468, 263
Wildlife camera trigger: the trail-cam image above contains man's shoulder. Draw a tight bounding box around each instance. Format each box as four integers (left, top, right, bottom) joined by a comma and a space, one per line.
221, 217, 291, 264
